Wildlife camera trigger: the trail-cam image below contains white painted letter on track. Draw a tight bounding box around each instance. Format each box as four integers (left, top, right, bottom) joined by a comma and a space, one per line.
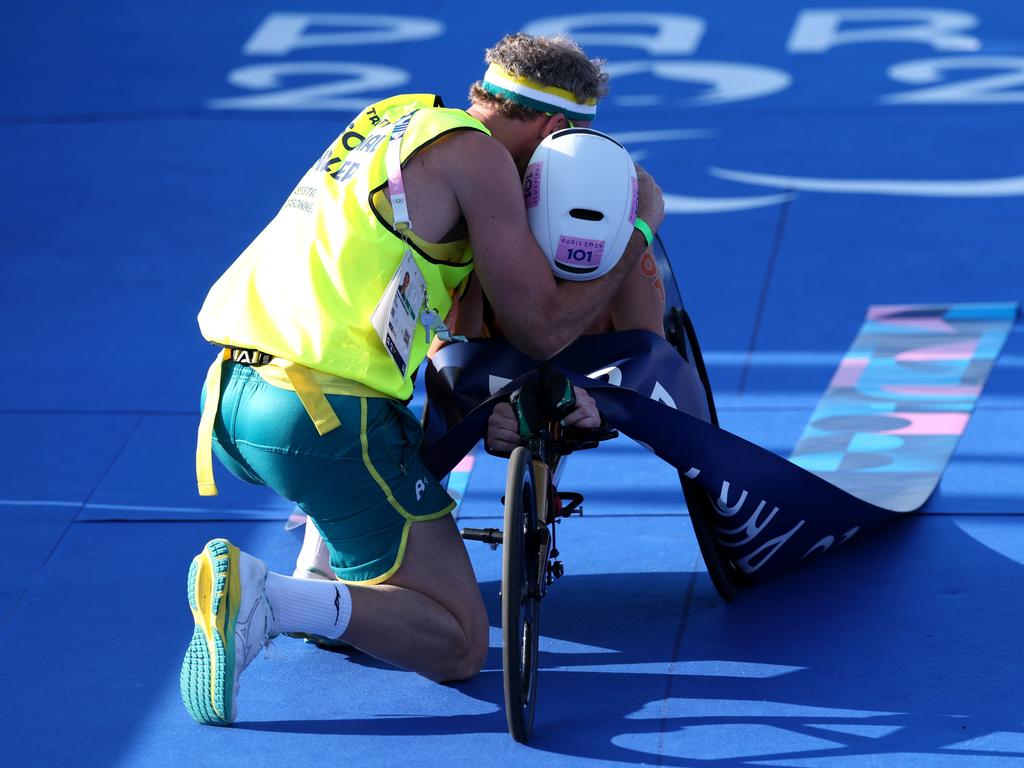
244, 13, 444, 55
523, 12, 705, 56
787, 8, 981, 54
208, 62, 409, 112
884, 56, 1024, 104
605, 60, 791, 106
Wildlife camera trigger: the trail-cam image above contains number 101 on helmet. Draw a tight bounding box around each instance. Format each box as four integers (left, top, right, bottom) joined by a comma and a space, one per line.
524, 128, 638, 282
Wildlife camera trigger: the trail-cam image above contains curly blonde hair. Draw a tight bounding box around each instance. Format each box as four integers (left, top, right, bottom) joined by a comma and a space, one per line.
468, 33, 609, 120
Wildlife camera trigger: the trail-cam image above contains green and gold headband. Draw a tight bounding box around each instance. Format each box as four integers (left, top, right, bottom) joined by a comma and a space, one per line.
481, 63, 597, 122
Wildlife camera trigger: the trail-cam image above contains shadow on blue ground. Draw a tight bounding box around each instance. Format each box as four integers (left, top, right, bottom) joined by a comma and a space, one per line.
188, 515, 1024, 765
3, 2, 1023, 765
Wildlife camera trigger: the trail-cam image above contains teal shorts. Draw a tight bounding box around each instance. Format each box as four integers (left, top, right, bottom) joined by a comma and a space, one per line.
202, 360, 454, 583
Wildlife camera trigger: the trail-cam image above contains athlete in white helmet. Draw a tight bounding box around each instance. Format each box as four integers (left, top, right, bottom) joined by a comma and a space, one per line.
466, 126, 667, 453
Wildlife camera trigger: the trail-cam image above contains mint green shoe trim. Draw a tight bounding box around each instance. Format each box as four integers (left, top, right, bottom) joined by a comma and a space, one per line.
180, 539, 240, 726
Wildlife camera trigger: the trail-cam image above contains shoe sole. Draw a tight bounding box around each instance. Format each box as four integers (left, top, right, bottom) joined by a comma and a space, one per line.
180, 538, 239, 725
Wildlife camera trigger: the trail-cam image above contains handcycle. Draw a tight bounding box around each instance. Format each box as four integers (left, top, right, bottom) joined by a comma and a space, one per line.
460, 365, 618, 742
443, 235, 737, 741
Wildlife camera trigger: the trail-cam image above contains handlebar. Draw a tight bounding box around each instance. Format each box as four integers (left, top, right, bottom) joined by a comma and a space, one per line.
547, 423, 618, 455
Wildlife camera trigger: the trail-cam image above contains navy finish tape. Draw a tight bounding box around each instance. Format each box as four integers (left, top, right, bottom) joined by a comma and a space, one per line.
423, 305, 1016, 589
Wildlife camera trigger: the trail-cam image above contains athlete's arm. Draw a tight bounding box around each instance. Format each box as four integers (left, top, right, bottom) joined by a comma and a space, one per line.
445, 131, 664, 360
608, 248, 666, 336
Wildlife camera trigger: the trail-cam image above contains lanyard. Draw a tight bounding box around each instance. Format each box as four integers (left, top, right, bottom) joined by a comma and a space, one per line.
381, 109, 466, 345
384, 110, 417, 237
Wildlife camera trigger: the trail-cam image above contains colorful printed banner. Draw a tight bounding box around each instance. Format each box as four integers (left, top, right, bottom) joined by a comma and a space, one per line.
791, 303, 1018, 512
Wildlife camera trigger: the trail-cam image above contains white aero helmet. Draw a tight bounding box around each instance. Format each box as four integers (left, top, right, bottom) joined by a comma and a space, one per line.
524, 128, 638, 281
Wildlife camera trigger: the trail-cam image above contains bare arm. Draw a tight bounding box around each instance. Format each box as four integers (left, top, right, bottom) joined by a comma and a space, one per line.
608, 247, 666, 335
445, 132, 664, 360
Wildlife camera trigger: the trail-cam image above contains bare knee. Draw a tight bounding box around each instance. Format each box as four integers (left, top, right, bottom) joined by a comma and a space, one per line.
434, 612, 489, 683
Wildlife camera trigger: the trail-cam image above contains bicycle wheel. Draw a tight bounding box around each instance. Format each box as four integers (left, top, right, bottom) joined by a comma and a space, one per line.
502, 445, 541, 743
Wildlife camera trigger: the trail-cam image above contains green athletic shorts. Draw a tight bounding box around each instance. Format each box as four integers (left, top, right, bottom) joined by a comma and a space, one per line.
202, 360, 455, 584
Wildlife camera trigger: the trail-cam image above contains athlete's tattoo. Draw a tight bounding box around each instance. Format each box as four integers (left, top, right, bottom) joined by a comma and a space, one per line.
639, 251, 665, 303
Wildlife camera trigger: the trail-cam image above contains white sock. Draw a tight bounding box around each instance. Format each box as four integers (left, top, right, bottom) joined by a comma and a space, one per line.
293, 519, 337, 580
265, 571, 353, 640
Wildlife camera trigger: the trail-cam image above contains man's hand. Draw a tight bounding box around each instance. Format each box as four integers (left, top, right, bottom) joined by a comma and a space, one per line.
563, 386, 601, 429
486, 386, 601, 454
486, 401, 521, 454
635, 162, 665, 232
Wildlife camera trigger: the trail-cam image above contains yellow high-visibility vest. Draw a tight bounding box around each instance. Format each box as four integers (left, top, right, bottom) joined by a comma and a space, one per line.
197, 93, 489, 400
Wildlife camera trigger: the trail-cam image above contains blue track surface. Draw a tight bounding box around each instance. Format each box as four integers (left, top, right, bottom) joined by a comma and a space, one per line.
2, 2, 1023, 765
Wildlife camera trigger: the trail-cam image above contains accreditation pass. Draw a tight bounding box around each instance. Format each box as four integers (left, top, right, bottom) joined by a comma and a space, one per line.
370, 249, 427, 377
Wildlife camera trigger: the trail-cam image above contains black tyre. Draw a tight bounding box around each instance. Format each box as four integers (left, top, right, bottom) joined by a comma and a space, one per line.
502, 446, 541, 742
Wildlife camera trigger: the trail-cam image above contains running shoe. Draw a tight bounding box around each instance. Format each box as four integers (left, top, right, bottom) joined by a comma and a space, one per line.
180, 538, 277, 725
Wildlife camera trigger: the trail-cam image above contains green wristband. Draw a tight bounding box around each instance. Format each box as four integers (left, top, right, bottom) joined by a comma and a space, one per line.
633, 217, 654, 248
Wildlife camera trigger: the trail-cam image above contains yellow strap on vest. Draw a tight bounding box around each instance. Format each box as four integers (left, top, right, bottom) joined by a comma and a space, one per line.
282, 363, 343, 436
195, 352, 343, 497
196, 349, 229, 496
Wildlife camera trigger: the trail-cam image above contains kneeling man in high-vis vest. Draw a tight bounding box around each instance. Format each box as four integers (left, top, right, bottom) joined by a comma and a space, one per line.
182, 32, 665, 726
